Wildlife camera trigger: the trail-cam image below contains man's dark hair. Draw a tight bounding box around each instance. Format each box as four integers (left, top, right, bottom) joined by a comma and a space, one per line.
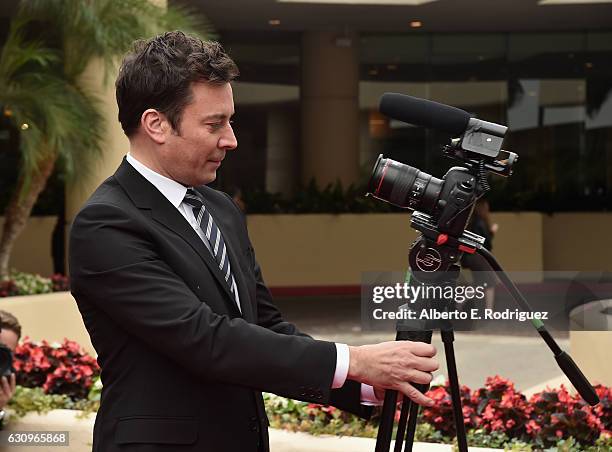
116, 31, 239, 137
0, 310, 21, 340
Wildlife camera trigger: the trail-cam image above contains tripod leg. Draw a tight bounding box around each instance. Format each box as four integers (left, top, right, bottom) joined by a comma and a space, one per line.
375, 390, 398, 452
403, 391, 424, 452
393, 398, 411, 452
401, 329, 433, 452
376, 328, 433, 452
441, 329, 468, 452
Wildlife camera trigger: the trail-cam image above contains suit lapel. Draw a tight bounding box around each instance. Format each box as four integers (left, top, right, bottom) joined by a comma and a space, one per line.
150, 205, 241, 316
114, 159, 241, 318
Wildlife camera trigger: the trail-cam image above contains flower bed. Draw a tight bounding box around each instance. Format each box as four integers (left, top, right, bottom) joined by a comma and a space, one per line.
420, 377, 610, 449
13, 338, 99, 402
0, 271, 69, 297
7, 340, 611, 450
265, 377, 611, 450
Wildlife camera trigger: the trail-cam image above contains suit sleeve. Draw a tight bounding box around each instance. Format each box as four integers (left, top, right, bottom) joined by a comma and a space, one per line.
224, 198, 373, 420
69, 202, 337, 404
249, 248, 372, 419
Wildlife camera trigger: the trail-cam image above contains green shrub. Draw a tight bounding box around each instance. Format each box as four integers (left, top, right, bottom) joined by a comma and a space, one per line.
10, 271, 53, 295
0, 271, 69, 297
8, 386, 73, 417
7, 386, 99, 418
242, 180, 397, 214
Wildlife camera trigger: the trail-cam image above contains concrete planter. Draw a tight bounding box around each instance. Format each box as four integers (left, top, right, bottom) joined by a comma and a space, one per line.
3, 409, 503, 452
5, 212, 612, 283
4, 409, 95, 452
246, 212, 548, 288
0, 292, 95, 356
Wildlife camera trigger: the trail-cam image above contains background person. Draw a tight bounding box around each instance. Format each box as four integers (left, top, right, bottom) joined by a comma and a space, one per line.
462, 198, 498, 310
0, 310, 20, 430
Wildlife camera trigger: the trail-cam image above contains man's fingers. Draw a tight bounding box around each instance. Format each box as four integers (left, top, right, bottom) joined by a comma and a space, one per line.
397, 382, 433, 407
406, 369, 434, 385
409, 342, 437, 358
9, 373, 16, 392
0, 377, 9, 395
373, 386, 385, 401
413, 356, 439, 373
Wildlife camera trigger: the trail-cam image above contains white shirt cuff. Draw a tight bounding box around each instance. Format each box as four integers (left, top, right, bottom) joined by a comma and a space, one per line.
360, 384, 384, 406
332, 343, 349, 389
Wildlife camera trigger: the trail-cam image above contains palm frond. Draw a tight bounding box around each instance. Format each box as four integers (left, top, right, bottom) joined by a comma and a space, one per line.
2, 70, 103, 194
1, 0, 213, 191
16, 0, 217, 83
0, 18, 58, 80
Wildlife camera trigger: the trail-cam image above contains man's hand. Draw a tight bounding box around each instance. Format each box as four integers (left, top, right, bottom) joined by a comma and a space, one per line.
373, 386, 406, 404
348, 341, 438, 406
0, 374, 16, 409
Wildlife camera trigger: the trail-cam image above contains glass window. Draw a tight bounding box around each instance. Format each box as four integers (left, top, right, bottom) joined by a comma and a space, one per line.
218, 31, 301, 196
359, 31, 612, 211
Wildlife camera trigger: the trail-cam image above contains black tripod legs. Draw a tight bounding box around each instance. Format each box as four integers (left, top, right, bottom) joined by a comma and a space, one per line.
375, 388, 399, 451
375, 329, 469, 452
401, 390, 421, 452
403, 330, 467, 452
375, 329, 432, 452
441, 329, 468, 452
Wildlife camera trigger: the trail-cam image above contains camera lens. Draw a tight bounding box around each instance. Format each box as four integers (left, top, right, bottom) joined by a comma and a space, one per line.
367, 155, 443, 213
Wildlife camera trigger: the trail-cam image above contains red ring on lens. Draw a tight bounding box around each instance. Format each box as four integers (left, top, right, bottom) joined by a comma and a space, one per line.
375, 161, 390, 196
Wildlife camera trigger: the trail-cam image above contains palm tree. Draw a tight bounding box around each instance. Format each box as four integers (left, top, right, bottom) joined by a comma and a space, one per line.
0, 0, 214, 279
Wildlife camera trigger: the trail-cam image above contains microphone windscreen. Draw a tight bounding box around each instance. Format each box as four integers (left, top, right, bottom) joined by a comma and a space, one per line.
379, 93, 471, 135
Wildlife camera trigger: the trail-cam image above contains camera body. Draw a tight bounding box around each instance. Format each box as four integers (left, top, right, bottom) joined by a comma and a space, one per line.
0, 344, 13, 377
368, 157, 479, 237
0, 327, 14, 377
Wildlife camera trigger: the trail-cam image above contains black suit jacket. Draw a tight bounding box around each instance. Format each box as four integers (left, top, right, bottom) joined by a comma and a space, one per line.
69, 159, 371, 452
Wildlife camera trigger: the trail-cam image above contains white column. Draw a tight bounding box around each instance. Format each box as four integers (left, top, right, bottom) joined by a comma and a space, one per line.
266, 108, 299, 195
301, 31, 360, 188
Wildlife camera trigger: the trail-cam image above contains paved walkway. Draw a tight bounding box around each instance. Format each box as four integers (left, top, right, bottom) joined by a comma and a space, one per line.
269, 429, 501, 452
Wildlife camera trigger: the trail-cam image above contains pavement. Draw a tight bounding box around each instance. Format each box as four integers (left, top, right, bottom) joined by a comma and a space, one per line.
269, 429, 502, 452
275, 295, 571, 395
6, 410, 504, 452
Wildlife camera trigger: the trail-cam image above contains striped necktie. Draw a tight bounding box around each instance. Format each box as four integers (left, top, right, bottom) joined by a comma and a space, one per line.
183, 188, 236, 298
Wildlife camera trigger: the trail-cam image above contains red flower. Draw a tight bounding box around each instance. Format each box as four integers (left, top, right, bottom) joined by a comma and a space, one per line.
13, 338, 99, 400
526, 420, 541, 434
394, 409, 401, 423
490, 419, 503, 431
421, 381, 474, 436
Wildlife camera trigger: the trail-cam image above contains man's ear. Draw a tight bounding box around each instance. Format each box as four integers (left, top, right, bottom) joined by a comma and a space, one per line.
141, 109, 171, 144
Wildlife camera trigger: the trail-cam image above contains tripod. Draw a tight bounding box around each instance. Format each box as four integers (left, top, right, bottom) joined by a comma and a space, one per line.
374, 212, 600, 452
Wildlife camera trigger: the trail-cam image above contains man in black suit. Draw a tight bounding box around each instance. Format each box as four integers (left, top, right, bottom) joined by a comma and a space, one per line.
69, 31, 438, 452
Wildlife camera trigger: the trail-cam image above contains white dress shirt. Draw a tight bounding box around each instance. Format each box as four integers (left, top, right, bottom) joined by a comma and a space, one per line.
125, 153, 381, 405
